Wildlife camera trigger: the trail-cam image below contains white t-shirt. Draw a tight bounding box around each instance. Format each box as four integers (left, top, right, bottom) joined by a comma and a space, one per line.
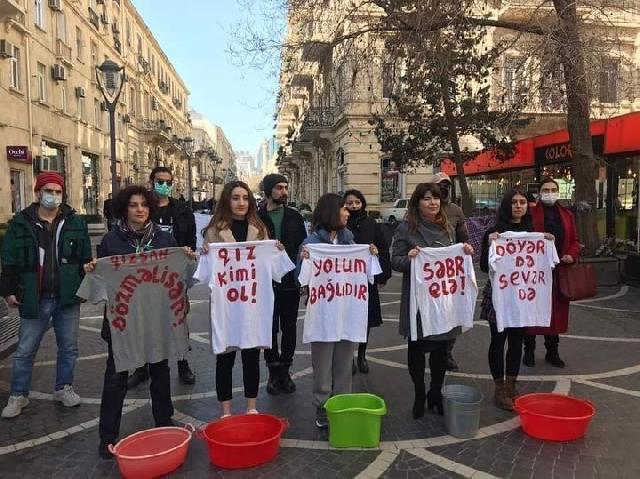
298, 244, 382, 343
193, 240, 295, 354
409, 244, 478, 341
489, 231, 560, 332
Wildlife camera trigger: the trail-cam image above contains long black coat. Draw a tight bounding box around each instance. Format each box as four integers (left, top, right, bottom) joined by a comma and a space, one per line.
347, 212, 392, 328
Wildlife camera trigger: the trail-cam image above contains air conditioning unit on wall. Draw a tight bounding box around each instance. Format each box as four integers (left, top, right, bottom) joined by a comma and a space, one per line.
49, 0, 62, 11
52, 64, 66, 81
75, 86, 86, 98
0, 40, 15, 58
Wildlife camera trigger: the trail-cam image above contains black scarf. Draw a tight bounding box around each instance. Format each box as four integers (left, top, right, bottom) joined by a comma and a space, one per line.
118, 219, 157, 253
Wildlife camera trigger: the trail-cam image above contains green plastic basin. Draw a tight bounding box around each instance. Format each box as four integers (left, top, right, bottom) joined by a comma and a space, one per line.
325, 393, 387, 448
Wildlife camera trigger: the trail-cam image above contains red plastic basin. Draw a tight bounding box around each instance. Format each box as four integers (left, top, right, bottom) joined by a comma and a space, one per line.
514, 393, 595, 441
109, 424, 194, 479
199, 414, 288, 469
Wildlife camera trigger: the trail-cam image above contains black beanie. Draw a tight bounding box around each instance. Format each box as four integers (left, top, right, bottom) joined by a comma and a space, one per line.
262, 173, 288, 197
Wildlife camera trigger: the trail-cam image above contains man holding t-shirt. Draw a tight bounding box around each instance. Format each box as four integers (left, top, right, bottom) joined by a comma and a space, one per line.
259, 174, 307, 395
127, 167, 197, 388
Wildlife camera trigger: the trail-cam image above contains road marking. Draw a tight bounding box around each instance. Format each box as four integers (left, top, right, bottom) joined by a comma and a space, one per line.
405, 449, 499, 479
354, 451, 400, 479
574, 286, 629, 304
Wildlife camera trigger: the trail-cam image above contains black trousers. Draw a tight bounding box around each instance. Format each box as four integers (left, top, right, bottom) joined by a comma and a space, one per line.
524, 334, 559, 350
216, 348, 260, 401
407, 339, 448, 394
264, 289, 300, 367
99, 342, 173, 444
488, 322, 525, 380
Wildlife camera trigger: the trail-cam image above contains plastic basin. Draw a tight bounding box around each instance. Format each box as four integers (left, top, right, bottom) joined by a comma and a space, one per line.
325, 393, 387, 448
199, 414, 288, 469
514, 393, 595, 441
109, 424, 194, 479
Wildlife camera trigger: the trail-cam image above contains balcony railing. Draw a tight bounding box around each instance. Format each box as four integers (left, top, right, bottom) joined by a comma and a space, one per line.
55, 39, 73, 65
303, 108, 335, 128
88, 7, 99, 30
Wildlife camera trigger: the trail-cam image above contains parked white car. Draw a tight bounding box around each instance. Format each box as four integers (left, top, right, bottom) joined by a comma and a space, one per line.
379, 198, 409, 224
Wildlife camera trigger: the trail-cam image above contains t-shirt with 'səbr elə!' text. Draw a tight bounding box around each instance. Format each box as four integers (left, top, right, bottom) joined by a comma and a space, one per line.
193, 240, 295, 354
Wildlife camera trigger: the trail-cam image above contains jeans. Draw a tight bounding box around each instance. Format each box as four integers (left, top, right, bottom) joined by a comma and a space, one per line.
11, 298, 80, 396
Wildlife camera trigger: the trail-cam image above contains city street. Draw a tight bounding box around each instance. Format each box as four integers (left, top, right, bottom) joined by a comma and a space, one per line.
1, 269, 640, 478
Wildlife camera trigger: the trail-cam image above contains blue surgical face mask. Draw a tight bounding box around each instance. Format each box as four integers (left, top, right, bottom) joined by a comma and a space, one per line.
40, 192, 62, 210
154, 181, 173, 197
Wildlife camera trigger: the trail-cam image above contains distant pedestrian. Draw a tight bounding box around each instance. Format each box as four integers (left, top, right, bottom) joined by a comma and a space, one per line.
258, 174, 307, 395
429, 173, 469, 372
524, 177, 581, 368
104, 193, 114, 231
1, 172, 92, 418
391, 183, 474, 419
344, 189, 391, 375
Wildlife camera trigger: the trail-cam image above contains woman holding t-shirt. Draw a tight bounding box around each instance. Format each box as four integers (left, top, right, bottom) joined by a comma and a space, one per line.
202, 181, 270, 418
391, 183, 474, 419
299, 193, 378, 429
479, 188, 554, 411
83, 185, 196, 459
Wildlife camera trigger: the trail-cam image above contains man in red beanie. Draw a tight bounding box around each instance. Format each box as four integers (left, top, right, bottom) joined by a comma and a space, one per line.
0, 171, 92, 418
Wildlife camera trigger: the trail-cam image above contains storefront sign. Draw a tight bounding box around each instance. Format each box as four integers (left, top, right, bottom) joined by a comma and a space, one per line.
6, 146, 30, 164
535, 135, 604, 165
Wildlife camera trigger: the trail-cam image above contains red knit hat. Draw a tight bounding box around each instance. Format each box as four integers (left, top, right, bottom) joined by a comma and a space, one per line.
34, 171, 65, 192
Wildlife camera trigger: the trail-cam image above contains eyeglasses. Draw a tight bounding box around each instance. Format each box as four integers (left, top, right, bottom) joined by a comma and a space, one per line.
155, 180, 173, 186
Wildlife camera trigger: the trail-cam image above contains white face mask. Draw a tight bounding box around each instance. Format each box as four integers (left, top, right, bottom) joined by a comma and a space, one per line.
540, 192, 559, 206
40, 192, 63, 210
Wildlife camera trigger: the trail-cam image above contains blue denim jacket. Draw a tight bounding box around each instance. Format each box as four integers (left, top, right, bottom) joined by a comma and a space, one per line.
295, 228, 355, 281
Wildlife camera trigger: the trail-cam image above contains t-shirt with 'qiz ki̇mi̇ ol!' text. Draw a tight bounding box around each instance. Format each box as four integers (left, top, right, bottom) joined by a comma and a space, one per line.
76, 247, 196, 372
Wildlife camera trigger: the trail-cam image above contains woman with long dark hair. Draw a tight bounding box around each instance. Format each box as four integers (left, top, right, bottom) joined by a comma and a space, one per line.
202, 181, 270, 417
299, 193, 378, 428
479, 187, 552, 410
343, 190, 391, 374
391, 183, 474, 419
85, 185, 195, 459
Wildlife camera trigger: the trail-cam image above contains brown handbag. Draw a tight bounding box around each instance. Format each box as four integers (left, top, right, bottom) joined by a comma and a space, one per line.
557, 262, 597, 301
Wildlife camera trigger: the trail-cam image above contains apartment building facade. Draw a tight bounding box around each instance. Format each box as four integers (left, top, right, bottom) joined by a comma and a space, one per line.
0, 0, 191, 223
190, 110, 236, 202
276, 1, 640, 212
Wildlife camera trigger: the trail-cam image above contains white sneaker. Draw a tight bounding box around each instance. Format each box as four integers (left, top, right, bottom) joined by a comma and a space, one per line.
53, 385, 81, 407
2, 395, 29, 418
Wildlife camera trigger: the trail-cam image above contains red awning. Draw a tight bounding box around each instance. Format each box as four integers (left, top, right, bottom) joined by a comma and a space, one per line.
441, 111, 640, 177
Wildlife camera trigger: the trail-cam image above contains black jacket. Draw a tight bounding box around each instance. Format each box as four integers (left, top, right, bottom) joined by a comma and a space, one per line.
258, 205, 307, 290
152, 197, 197, 251
347, 211, 392, 328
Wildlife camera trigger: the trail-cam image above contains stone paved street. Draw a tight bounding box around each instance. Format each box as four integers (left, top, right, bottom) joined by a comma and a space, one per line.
1, 269, 640, 478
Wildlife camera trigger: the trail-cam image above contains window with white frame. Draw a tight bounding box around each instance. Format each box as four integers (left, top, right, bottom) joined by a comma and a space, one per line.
76, 27, 84, 61
60, 84, 67, 112
599, 57, 619, 103
35, 0, 45, 29
37, 63, 47, 102
78, 96, 86, 121
90, 41, 97, 80
56, 11, 66, 43
94, 99, 101, 128
10, 46, 20, 89
502, 56, 530, 106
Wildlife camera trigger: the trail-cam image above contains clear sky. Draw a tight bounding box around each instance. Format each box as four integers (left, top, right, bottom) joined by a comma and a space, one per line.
132, 0, 281, 156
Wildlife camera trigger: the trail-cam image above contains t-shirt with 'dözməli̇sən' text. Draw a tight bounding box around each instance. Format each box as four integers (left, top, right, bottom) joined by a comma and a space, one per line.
409, 244, 478, 341
193, 240, 295, 355
298, 244, 382, 343
76, 247, 196, 373
489, 231, 560, 332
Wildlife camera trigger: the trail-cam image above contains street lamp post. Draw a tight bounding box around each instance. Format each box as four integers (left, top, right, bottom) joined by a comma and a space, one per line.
180, 137, 194, 210
96, 59, 125, 197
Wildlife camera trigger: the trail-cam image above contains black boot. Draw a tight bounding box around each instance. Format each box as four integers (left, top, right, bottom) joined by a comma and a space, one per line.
279, 364, 296, 393
177, 359, 196, 385
427, 389, 444, 416
413, 388, 426, 419
523, 336, 535, 367
545, 339, 565, 368
98, 441, 114, 460
267, 366, 281, 395
127, 365, 149, 390
357, 343, 369, 374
